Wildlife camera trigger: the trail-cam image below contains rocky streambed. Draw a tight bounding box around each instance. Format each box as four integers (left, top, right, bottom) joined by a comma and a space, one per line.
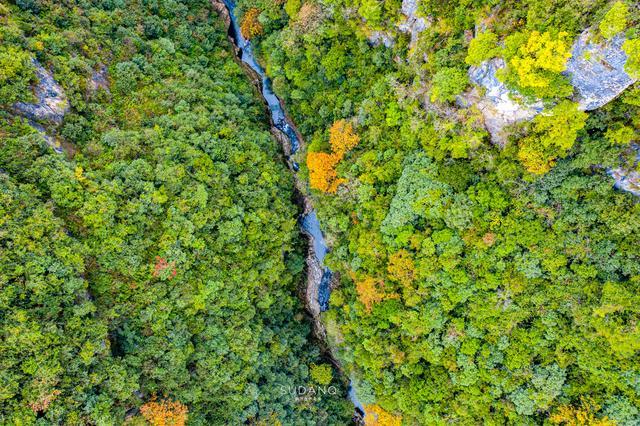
211, 0, 363, 420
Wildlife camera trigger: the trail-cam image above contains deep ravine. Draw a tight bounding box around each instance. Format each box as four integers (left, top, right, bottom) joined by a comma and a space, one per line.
212, 0, 366, 421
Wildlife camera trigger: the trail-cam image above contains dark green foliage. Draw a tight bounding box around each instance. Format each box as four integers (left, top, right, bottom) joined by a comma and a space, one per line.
0, 1, 350, 424
241, 0, 640, 423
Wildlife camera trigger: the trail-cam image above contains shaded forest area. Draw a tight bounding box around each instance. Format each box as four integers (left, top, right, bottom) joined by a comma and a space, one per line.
0, 0, 352, 424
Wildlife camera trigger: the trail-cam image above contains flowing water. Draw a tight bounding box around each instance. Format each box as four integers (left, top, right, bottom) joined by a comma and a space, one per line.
222, 0, 333, 311
221, 1, 364, 416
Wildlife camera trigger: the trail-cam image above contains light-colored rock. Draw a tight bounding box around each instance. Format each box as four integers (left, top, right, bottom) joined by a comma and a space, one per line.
609, 167, 640, 197
14, 59, 69, 124
464, 58, 543, 146
565, 30, 637, 111
88, 64, 110, 94
368, 31, 395, 48
465, 29, 636, 146
397, 0, 427, 49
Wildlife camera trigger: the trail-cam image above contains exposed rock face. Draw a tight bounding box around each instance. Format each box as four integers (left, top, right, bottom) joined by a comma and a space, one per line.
30, 122, 63, 154
466, 29, 636, 146
464, 58, 543, 146
14, 59, 69, 124
368, 31, 394, 48
397, 0, 427, 49
88, 65, 110, 94
609, 167, 640, 197
565, 30, 637, 111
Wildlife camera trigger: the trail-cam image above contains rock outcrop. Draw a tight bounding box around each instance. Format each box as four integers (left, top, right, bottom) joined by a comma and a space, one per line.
30, 122, 63, 154
14, 59, 69, 124
88, 64, 110, 94
368, 31, 395, 48
609, 167, 640, 197
565, 30, 637, 111
397, 0, 427, 49
466, 29, 636, 146
463, 58, 543, 146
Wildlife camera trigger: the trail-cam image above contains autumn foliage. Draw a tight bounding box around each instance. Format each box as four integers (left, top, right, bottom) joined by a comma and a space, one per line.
140, 398, 188, 426
356, 277, 386, 312
550, 398, 615, 426
307, 120, 359, 193
307, 152, 343, 193
329, 119, 360, 156
240, 8, 264, 40
153, 256, 177, 280
29, 389, 61, 413
364, 404, 402, 426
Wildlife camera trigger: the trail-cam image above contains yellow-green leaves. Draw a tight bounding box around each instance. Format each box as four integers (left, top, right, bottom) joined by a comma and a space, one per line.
599, 1, 629, 40
509, 31, 572, 90
0, 46, 34, 105
466, 31, 500, 66
517, 101, 587, 174
623, 38, 640, 79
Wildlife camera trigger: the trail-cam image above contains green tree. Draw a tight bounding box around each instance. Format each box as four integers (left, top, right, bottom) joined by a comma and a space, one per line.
518, 101, 587, 174
465, 31, 500, 66
599, 1, 628, 39
430, 67, 468, 102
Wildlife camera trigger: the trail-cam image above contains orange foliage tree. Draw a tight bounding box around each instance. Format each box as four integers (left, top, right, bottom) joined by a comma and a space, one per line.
307, 119, 359, 193
356, 277, 387, 312
329, 119, 360, 156
240, 8, 264, 40
364, 404, 403, 426
153, 256, 177, 280
140, 398, 188, 426
307, 152, 343, 193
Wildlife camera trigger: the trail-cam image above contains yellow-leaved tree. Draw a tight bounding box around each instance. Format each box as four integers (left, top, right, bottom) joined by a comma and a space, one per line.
329, 119, 360, 156
140, 398, 188, 426
518, 101, 587, 174
550, 397, 616, 426
307, 119, 359, 193
364, 404, 403, 426
503, 30, 573, 98
240, 8, 263, 40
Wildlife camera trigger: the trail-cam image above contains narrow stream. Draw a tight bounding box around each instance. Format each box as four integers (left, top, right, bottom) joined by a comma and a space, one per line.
221, 1, 365, 419
222, 0, 333, 311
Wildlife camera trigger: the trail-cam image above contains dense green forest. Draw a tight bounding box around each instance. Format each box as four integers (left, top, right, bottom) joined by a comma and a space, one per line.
0, 0, 352, 424
3, 0, 640, 424
235, 0, 640, 424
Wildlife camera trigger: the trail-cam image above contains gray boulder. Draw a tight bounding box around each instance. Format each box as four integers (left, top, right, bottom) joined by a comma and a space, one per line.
14, 59, 69, 124
463, 58, 543, 146
397, 0, 428, 49
609, 167, 640, 197
565, 30, 637, 111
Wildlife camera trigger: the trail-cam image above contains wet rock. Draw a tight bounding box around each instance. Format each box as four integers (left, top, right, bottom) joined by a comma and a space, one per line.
14, 59, 69, 124
463, 58, 543, 146
609, 167, 640, 196
565, 30, 637, 111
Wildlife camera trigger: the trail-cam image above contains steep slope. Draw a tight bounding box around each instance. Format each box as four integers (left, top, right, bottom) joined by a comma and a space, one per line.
0, 0, 351, 423
233, 0, 640, 424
